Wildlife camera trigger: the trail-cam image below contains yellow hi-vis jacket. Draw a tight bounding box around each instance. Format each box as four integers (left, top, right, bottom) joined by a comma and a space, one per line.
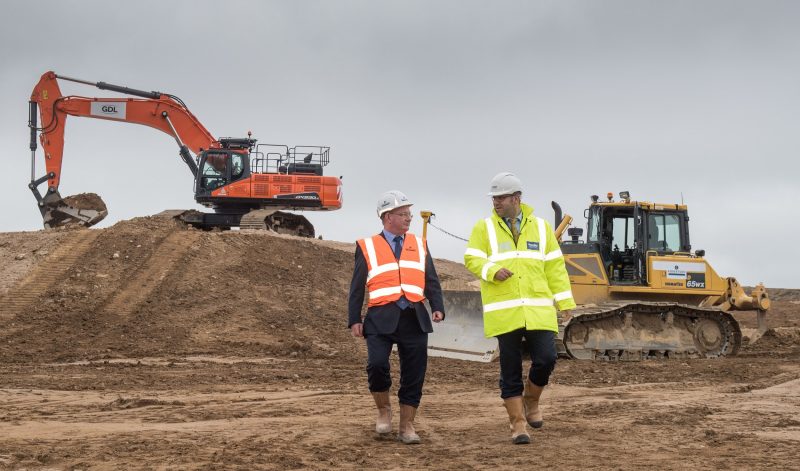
464, 203, 576, 337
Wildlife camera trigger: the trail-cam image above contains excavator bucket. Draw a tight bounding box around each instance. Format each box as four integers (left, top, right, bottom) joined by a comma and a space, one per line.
40, 191, 107, 229
428, 290, 499, 362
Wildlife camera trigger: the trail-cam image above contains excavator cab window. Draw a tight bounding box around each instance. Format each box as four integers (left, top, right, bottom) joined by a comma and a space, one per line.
231, 154, 244, 179
200, 152, 227, 191
198, 151, 248, 192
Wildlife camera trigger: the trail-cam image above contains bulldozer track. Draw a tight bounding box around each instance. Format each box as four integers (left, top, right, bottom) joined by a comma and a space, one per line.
101, 230, 199, 317
562, 301, 742, 361
0, 230, 100, 319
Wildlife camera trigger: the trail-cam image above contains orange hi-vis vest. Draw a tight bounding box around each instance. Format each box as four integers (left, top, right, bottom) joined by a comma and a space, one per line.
357, 233, 427, 307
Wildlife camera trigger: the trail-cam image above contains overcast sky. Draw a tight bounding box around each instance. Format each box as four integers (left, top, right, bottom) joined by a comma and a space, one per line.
1, 0, 798, 287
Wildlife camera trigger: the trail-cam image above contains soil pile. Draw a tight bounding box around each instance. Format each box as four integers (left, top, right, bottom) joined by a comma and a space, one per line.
62, 192, 107, 213
1, 215, 364, 363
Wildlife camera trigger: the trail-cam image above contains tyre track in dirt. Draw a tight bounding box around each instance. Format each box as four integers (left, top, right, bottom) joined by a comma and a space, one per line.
0, 229, 99, 319
100, 229, 200, 317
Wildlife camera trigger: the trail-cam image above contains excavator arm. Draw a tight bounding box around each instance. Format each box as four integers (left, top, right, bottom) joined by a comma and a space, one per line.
28, 71, 219, 227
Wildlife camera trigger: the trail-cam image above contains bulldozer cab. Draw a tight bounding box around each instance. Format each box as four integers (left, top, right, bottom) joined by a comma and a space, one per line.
585, 199, 691, 286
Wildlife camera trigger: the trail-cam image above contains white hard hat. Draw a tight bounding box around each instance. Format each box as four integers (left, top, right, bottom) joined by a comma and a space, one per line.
487, 172, 522, 196
376, 190, 413, 217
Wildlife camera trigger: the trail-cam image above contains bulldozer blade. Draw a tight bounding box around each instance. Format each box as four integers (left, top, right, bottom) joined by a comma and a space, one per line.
40, 191, 107, 229
428, 290, 498, 362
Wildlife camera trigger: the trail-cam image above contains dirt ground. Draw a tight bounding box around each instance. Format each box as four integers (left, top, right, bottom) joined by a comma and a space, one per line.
1, 216, 798, 470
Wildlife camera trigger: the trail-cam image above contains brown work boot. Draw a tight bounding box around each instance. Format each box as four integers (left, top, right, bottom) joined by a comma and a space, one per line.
503, 396, 531, 444
371, 391, 392, 435
398, 404, 421, 444
523, 379, 544, 429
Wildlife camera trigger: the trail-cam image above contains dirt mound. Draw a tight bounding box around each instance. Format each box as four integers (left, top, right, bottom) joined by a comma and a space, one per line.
764, 287, 800, 301
0, 215, 358, 363
745, 327, 800, 352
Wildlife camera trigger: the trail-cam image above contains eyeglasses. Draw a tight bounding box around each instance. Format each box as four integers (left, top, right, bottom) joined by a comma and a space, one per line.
389, 211, 413, 219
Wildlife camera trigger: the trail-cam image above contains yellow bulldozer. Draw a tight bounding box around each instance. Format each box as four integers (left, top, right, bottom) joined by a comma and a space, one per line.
426, 191, 770, 361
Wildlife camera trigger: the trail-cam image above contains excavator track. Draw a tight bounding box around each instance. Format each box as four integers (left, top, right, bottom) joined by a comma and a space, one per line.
240, 209, 315, 237
559, 301, 741, 361
239, 209, 279, 230
172, 209, 315, 237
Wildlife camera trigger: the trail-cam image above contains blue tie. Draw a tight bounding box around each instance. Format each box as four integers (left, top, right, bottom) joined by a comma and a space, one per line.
393, 235, 403, 260
393, 235, 410, 309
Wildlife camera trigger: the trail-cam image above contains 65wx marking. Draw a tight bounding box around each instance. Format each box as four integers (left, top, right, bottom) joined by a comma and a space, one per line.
90, 102, 126, 119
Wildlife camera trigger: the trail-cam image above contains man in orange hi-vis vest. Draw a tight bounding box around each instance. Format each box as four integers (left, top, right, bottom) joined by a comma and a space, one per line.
348, 190, 445, 445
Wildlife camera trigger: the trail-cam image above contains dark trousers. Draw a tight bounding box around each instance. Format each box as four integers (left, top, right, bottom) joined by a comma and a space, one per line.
365, 309, 428, 407
496, 329, 557, 399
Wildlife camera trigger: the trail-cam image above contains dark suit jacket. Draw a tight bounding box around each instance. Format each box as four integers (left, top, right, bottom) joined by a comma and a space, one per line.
348, 233, 445, 335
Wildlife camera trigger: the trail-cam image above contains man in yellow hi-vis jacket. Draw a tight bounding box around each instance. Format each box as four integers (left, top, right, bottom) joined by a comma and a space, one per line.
464, 172, 576, 445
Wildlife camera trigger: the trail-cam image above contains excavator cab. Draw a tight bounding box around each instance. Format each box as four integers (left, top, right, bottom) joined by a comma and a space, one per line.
196, 150, 249, 193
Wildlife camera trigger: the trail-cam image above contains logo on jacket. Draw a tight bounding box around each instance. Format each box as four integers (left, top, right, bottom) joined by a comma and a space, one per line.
527, 241, 539, 250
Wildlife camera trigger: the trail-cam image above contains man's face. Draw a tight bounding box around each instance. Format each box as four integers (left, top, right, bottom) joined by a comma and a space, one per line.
493, 193, 520, 219
383, 206, 413, 234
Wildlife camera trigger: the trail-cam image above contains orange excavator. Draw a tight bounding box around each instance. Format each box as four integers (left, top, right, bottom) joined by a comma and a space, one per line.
28, 71, 342, 235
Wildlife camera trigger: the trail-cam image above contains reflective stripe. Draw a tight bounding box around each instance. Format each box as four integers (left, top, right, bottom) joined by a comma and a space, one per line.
489, 251, 544, 262
415, 237, 426, 265
481, 261, 497, 281
400, 284, 424, 296
399, 260, 425, 271
544, 249, 563, 261
364, 237, 379, 270
553, 290, 573, 301
483, 297, 555, 313
485, 218, 499, 255
537, 217, 546, 255
367, 262, 399, 282
369, 286, 403, 299
465, 247, 488, 258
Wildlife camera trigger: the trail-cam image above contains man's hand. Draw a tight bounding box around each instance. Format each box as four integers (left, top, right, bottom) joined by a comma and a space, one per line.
494, 268, 514, 281
350, 322, 364, 338
432, 311, 444, 323
560, 310, 573, 324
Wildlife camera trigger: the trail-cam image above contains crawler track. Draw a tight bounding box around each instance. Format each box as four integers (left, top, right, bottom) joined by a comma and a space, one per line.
559, 301, 741, 360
